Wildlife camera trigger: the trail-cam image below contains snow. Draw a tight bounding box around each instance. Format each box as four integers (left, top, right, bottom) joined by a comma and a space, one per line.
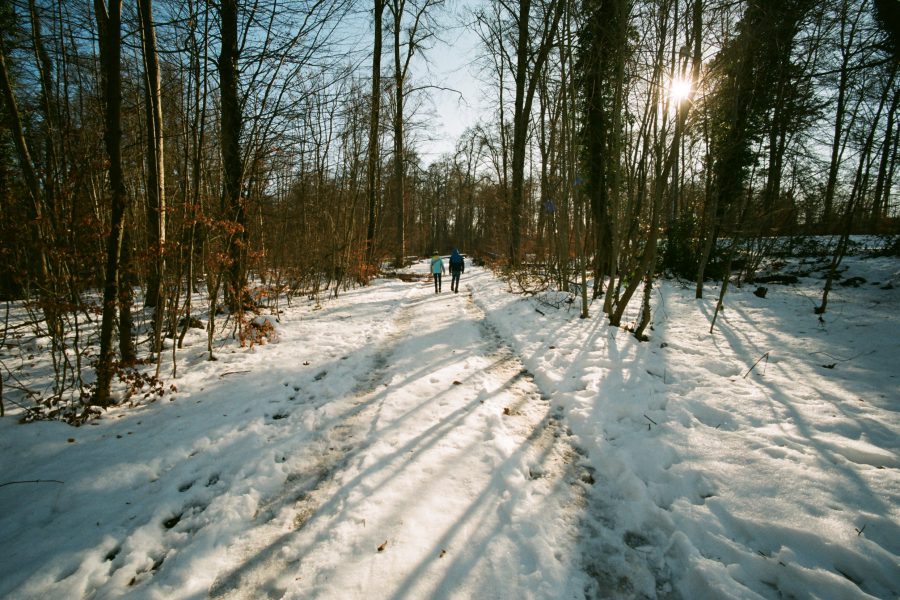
1, 249, 898, 599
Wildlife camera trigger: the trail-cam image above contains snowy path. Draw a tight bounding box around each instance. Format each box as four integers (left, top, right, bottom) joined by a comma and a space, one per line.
1, 271, 598, 600
204, 280, 595, 598
4, 254, 896, 600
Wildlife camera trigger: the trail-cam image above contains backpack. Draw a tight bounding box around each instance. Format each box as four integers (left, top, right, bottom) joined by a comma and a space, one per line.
450, 253, 463, 268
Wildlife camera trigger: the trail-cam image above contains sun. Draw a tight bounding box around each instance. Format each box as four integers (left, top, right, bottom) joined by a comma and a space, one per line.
669, 78, 692, 104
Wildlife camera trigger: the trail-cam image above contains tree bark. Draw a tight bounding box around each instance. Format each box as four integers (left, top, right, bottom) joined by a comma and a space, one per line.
138, 0, 166, 356
138, 0, 166, 302
581, 0, 629, 310
392, 0, 405, 268
93, 0, 127, 407
219, 0, 247, 311
366, 0, 385, 267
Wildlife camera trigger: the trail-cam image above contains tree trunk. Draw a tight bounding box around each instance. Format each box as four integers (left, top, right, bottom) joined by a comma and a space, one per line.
28, 0, 60, 226
709, 253, 733, 334
509, 0, 565, 267
138, 0, 166, 310
219, 0, 246, 311
366, 0, 384, 267
822, 0, 861, 228
871, 87, 899, 224
0, 44, 50, 287
581, 0, 629, 311
393, 0, 405, 268
817, 64, 896, 314
0, 33, 66, 358
119, 224, 136, 365
138, 0, 166, 353
509, 0, 530, 267
93, 0, 127, 407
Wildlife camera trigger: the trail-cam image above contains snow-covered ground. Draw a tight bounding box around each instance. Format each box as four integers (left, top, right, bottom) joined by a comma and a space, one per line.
1, 249, 898, 599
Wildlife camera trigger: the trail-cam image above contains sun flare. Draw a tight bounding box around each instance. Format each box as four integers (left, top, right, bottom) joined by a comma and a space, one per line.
669, 78, 692, 103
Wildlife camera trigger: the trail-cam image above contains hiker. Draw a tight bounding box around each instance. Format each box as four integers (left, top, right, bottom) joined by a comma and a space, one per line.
449, 248, 465, 293
430, 252, 445, 293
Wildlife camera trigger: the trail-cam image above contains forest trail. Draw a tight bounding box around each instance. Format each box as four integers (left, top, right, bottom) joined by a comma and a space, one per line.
208, 277, 594, 599
4, 257, 898, 600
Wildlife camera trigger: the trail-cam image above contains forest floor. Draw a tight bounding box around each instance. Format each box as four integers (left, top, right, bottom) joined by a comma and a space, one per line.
1, 243, 898, 599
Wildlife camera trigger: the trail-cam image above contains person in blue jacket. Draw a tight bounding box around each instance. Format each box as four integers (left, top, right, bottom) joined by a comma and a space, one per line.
430, 252, 445, 293
449, 248, 465, 293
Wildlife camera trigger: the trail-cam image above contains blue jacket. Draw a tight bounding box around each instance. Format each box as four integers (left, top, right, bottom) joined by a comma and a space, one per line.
449, 249, 464, 273
431, 255, 445, 274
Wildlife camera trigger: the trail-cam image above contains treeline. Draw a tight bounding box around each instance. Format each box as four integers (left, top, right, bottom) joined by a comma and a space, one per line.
0, 0, 897, 414
470, 0, 898, 337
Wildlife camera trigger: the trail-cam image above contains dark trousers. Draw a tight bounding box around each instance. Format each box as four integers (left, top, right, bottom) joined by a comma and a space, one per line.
451, 271, 461, 292
433, 273, 442, 292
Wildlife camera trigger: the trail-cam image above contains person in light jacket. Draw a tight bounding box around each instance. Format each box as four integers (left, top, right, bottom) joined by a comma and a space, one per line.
430, 252, 445, 293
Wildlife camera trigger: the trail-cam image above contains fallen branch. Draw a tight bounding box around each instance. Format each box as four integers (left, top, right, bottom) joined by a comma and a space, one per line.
219, 370, 251, 378
809, 350, 875, 363
381, 272, 428, 283
743, 352, 770, 379
0, 479, 64, 489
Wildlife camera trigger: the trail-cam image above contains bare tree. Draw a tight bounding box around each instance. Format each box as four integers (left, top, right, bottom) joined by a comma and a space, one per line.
93, 0, 127, 406
367, 0, 386, 267
219, 0, 246, 313
387, 0, 443, 267
508, 0, 565, 266
138, 0, 166, 363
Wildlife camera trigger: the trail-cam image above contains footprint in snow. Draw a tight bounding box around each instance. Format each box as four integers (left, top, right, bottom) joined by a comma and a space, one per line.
162, 500, 208, 531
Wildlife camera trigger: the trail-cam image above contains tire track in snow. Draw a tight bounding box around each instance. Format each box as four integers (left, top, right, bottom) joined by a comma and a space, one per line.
287, 287, 599, 598
212, 278, 600, 598
464, 278, 680, 599
459, 288, 609, 595
208, 287, 420, 599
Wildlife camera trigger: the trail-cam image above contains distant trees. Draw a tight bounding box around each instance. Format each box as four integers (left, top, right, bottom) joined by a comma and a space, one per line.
387, 0, 444, 267
462, 0, 898, 335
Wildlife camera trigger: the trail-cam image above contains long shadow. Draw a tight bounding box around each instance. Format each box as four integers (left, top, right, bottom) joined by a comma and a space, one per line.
206, 361, 541, 597
692, 291, 899, 595
703, 301, 897, 510
3, 279, 457, 598
388, 407, 574, 600
462, 272, 898, 598
474, 285, 702, 597
205, 288, 546, 596
472, 292, 679, 595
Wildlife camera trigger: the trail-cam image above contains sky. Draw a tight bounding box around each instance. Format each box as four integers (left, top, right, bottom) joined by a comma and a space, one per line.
324, 0, 490, 164
1, 239, 898, 599
410, 2, 491, 162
